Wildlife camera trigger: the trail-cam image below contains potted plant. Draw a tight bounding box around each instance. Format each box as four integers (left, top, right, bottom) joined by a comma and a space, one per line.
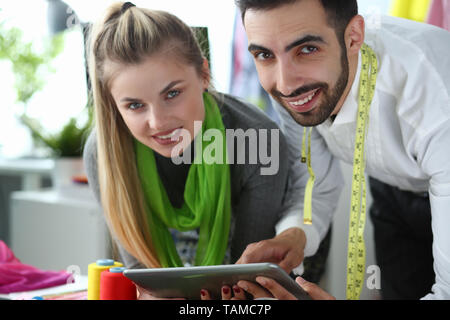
20, 107, 93, 191
1, 15, 92, 191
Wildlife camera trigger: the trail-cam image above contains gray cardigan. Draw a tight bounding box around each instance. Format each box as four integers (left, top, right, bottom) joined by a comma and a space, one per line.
83, 93, 290, 268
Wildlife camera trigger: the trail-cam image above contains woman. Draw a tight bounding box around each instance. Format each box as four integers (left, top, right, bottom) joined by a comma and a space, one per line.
84, 2, 297, 299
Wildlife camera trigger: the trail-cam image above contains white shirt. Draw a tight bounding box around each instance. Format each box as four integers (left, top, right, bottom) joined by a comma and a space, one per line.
275, 15, 450, 299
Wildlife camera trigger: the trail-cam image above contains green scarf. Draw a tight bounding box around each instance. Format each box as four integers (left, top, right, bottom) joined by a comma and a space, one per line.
135, 92, 231, 268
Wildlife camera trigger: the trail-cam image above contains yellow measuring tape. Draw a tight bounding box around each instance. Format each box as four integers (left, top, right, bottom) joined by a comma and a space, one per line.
302, 127, 314, 225
346, 43, 378, 300
301, 44, 377, 299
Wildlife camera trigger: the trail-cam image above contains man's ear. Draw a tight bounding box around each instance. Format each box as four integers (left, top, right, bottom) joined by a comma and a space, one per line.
201, 58, 211, 90
345, 15, 365, 57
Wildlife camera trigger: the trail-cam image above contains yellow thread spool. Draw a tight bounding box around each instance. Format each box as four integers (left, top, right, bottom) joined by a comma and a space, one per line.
88, 259, 123, 300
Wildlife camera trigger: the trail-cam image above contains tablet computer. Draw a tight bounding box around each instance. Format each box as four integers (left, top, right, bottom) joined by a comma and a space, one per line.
123, 263, 310, 300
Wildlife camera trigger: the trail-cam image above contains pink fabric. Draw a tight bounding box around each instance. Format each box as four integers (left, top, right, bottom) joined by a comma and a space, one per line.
0, 240, 71, 294
427, 0, 450, 31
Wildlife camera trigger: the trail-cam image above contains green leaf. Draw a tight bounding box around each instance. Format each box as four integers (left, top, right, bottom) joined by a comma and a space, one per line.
1, 18, 93, 158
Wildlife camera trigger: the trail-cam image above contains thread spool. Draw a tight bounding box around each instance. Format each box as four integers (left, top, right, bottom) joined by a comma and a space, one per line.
87, 259, 123, 300
100, 267, 137, 300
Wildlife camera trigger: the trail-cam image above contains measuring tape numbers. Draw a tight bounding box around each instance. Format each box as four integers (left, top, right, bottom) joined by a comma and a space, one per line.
300, 43, 378, 300
346, 43, 378, 300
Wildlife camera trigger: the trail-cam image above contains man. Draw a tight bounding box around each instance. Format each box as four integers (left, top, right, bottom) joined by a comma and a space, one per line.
235, 0, 450, 300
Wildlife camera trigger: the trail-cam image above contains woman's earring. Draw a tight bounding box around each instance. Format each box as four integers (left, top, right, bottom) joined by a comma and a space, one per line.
204, 88, 209, 93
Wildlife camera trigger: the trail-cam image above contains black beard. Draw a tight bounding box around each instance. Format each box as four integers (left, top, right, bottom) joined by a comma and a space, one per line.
271, 47, 350, 127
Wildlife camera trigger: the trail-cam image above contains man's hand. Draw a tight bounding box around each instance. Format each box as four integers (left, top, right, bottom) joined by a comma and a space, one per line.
236, 227, 306, 274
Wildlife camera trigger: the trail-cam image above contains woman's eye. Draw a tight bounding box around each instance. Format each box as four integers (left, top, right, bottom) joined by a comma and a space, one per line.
128, 102, 144, 110
167, 90, 180, 99
300, 46, 318, 54
255, 51, 273, 61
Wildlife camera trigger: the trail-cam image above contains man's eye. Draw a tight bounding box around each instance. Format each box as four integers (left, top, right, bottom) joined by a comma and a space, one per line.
167, 90, 180, 99
255, 51, 273, 61
128, 102, 144, 110
300, 46, 318, 54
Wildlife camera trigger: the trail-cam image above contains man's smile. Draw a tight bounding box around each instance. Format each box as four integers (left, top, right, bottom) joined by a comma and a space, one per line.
284, 88, 322, 113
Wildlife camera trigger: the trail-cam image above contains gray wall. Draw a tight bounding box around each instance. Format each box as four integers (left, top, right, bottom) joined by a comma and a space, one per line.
0, 175, 51, 245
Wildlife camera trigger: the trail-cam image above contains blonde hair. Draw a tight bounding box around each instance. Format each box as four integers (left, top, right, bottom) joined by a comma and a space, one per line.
88, 2, 208, 267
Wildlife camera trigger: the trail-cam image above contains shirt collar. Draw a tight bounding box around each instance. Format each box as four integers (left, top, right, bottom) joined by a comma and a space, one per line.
321, 50, 362, 128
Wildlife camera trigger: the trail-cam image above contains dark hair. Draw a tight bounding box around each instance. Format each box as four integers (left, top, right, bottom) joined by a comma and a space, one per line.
235, 0, 358, 40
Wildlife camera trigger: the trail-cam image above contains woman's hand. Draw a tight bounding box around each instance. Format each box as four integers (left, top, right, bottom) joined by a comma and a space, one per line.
136, 285, 186, 300
200, 277, 336, 300
200, 285, 247, 300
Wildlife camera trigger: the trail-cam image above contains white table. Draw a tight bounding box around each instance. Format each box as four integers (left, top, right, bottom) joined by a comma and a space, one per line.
0, 275, 88, 300
10, 188, 111, 275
